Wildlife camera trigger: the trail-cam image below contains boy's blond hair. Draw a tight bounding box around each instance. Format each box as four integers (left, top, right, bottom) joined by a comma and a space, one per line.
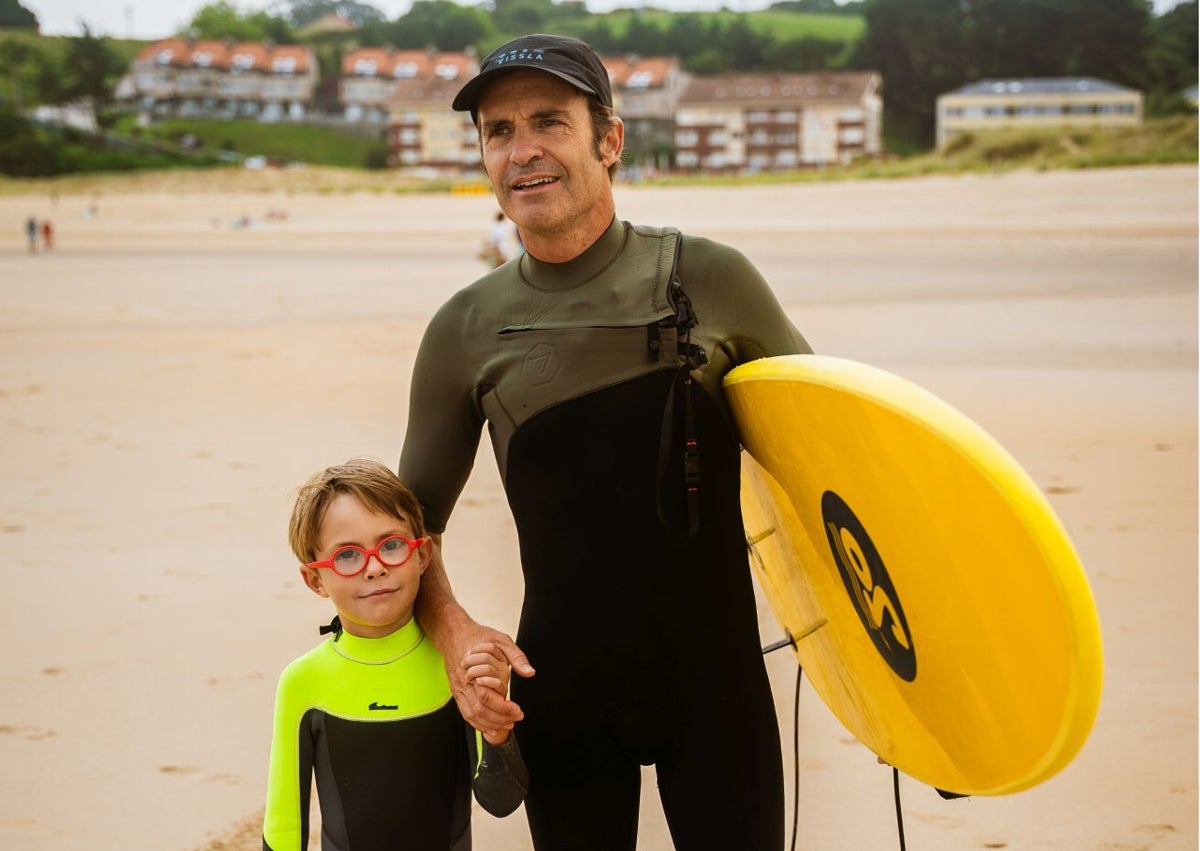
289, 459, 427, 563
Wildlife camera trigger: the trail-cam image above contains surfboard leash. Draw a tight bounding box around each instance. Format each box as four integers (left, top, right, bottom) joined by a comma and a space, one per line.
763, 631, 912, 851
762, 631, 801, 851
893, 767, 908, 851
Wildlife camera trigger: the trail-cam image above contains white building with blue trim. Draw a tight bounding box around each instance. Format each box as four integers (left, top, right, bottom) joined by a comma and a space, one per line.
936, 77, 1142, 148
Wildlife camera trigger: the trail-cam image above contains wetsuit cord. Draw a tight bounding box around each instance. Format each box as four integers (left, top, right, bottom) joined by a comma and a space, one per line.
790, 663, 802, 851
893, 767, 907, 851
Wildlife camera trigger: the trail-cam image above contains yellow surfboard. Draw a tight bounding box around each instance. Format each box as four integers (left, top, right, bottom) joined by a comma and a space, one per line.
724, 355, 1102, 796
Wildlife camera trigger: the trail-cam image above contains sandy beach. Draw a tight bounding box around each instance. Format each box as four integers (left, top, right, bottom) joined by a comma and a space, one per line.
0, 164, 1195, 850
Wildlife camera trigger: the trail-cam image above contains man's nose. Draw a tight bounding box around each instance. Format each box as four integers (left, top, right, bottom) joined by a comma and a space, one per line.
509, 127, 543, 165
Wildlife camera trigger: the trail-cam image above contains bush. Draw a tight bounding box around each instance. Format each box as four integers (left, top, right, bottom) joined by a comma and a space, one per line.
363, 143, 391, 170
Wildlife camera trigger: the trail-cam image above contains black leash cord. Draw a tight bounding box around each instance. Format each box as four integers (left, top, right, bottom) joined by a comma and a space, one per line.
761, 635, 801, 851
790, 663, 801, 851
762, 633, 909, 851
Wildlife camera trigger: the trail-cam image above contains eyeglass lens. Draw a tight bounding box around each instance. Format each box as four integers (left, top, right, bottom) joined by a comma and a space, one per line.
331, 536, 414, 575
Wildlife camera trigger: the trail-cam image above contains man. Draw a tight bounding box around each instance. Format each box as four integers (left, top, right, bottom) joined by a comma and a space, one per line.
400, 34, 811, 850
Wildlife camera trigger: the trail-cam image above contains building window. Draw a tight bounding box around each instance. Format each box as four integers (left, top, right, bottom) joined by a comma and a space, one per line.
676, 130, 699, 147
394, 62, 418, 78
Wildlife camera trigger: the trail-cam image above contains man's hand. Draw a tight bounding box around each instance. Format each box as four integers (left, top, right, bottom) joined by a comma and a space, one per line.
449, 625, 535, 738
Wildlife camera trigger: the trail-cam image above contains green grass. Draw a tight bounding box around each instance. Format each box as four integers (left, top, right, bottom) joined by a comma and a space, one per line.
113, 116, 389, 169
594, 8, 862, 41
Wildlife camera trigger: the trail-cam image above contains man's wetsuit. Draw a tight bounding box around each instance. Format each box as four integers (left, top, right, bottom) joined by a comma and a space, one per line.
262, 616, 527, 851
399, 218, 810, 850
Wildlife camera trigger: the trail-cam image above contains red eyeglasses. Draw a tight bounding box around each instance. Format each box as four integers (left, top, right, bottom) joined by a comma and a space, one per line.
306, 535, 426, 577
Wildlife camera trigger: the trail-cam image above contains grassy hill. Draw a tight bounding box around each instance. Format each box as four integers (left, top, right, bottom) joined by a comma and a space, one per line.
110, 116, 390, 169
597, 8, 863, 42
0, 28, 142, 110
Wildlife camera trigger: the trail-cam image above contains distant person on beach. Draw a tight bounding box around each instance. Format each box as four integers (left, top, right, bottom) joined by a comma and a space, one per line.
25, 216, 37, 253
479, 210, 509, 268
399, 34, 809, 850
262, 459, 527, 851
40, 220, 53, 251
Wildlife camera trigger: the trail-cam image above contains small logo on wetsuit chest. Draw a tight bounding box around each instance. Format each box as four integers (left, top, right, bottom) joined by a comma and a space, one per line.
522, 342, 559, 386
368, 701, 399, 711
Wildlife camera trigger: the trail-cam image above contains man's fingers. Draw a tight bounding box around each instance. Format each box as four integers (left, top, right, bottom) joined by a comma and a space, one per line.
450, 680, 523, 733
495, 643, 535, 677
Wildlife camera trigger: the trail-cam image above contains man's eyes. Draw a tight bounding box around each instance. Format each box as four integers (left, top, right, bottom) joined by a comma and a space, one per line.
484, 119, 565, 139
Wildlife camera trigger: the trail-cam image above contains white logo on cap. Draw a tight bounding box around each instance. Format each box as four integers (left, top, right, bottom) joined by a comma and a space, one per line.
493, 47, 545, 67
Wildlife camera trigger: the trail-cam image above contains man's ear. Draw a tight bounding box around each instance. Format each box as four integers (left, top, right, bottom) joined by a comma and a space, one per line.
600, 117, 625, 169
300, 566, 329, 598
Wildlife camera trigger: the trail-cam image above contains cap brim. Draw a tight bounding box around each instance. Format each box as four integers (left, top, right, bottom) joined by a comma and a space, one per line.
453, 65, 601, 113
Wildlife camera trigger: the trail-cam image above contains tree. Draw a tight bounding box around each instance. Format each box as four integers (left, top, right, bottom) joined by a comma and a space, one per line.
764, 35, 844, 72
1142, 0, 1198, 114
723, 15, 773, 71
57, 27, 128, 118
851, 0, 1160, 149
0, 0, 36, 28
0, 36, 47, 109
280, 0, 386, 28
851, 0, 970, 147
183, 2, 297, 42
372, 0, 493, 50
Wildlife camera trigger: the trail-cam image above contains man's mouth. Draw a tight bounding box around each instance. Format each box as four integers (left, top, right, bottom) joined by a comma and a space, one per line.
512, 176, 559, 192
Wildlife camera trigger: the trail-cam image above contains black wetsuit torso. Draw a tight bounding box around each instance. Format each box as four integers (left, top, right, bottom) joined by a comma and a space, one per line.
400, 218, 810, 850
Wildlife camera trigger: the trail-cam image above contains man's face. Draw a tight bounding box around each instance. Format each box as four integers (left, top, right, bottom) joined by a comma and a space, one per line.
477, 70, 622, 252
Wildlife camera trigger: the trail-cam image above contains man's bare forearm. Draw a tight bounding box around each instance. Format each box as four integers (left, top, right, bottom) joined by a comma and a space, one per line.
416, 534, 475, 656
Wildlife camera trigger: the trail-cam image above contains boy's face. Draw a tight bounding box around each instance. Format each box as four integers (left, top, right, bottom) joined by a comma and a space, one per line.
300, 492, 428, 639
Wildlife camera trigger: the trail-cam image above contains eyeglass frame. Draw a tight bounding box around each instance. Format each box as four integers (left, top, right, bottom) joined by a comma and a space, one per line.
305, 534, 427, 577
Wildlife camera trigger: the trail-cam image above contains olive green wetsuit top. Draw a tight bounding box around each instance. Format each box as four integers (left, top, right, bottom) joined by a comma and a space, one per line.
399, 217, 810, 849
262, 617, 527, 851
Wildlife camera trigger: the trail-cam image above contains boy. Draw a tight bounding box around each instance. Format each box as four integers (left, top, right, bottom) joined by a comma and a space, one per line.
263, 459, 527, 851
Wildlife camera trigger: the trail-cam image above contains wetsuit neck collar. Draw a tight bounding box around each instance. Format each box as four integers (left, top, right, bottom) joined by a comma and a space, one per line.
329, 616, 425, 664
518, 216, 625, 292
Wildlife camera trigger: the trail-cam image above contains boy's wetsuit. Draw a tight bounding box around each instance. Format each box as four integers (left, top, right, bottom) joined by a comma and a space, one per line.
262, 616, 527, 851
400, 218, 810, 850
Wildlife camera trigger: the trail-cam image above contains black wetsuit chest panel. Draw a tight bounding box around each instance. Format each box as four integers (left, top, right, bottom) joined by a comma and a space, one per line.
307, 703, 471, 851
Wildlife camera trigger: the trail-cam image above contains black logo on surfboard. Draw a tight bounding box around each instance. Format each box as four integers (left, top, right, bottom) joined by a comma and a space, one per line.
821, 491, 916, 682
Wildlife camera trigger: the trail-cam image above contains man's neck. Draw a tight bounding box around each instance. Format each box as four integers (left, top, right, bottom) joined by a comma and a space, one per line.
520, 202, 616, 264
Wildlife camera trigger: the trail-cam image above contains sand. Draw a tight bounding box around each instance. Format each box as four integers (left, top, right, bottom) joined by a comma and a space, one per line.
0, 164, 1195, 850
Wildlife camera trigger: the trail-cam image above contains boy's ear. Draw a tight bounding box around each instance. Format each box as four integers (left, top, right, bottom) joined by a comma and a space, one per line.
300, 566, 329, 598
416, 536, 434, 576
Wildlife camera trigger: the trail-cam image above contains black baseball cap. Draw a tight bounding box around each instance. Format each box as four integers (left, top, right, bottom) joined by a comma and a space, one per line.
452, 34, 613, 117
